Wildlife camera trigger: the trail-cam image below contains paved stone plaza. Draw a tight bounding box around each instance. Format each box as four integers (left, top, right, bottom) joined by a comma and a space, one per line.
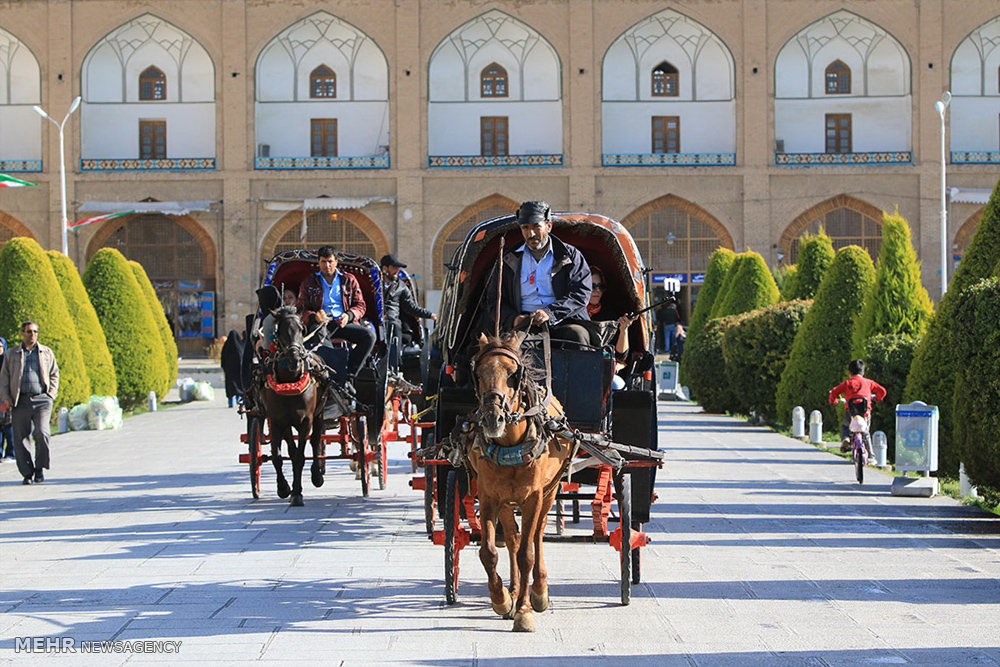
1, 394, 998, 665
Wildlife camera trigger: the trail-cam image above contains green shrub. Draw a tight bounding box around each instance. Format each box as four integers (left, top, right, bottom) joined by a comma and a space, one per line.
722, 300, 811, 422
853, 212, 932, 356
906, 178, 1000, 476
682, 247, 734, 383
951, 278, 1000, 505
710, 253, 747, 318
776, 246, 876, 426
685, 315, 738, 413
861, 333, 919, 463
129, 260, 178, 396
787, 231, 834, 300
83, 248, 168, 408
773, 264, 798, 301
713, 251, 780, 318
47, 251, 118, 397
0, 239, 90, 410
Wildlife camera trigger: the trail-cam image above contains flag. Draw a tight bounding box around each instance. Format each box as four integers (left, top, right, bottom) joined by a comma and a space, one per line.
0, 173, 37, 188
69, 210, 135, 230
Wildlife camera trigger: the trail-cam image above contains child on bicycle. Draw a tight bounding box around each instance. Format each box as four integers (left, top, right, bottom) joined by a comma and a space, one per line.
828, 359, 886, 460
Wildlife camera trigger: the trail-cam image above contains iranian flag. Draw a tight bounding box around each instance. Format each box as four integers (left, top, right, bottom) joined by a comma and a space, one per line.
69, 210, 135, 230
0, 173, 37, 188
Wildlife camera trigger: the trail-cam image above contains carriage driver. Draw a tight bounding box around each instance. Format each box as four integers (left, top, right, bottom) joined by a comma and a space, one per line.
483, 201, 593, 346
297, 246, 376, 395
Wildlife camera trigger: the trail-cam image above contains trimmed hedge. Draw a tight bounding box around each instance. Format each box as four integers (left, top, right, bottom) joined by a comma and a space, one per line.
776, 246, 875, 426
84, 248, 168, 408
0, 239, 90, 410
682, 247, 734, 384
951, 278, 1000, 505
722, 300, 811, 422
773, 264, 798, 301
861, 333, 919, 463
129, 260, 178, 397
710, 253, 747, 318
853, 212, 932, 356
787, 231, 834, 300
906, 178, 1000, 476
713, 251, 780, 318
684, 315, 739, 413
47, 250, 118, 397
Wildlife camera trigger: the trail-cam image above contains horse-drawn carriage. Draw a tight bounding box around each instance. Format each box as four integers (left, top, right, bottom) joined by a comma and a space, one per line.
415, 211, 665, 627
238, 249, 394, 502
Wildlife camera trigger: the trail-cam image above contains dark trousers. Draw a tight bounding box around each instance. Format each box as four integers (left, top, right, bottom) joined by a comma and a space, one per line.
0, 421, 12, 457
325, 322, 376, 378
549, 321, 592, 347
13, 394, 52, 478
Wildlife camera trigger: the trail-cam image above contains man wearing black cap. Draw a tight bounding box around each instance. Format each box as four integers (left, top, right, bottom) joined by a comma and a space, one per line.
483, 201, 592, 346
380, 254, 437, 369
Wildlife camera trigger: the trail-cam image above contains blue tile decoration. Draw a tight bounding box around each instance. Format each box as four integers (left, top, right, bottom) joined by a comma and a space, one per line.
602, 153, 736, 166
427, 154, 563, 168
254, 155, 389, 170
951, 151, 1000, 164
774, 151, 911, 165
0, 159, 42, 172
80, 158, 216, 171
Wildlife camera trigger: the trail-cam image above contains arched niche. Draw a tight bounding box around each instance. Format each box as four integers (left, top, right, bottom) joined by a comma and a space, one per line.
432, 194, 519, 289
260, 208, 388, 265
954, 207, 984, 257
780, 194, 884, 263
621, 194, 734, 273
0, 211, 37, 252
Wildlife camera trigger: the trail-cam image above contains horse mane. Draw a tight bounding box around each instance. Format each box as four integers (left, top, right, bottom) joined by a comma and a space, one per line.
275, 305, 298, 319
476, 332, 543, 383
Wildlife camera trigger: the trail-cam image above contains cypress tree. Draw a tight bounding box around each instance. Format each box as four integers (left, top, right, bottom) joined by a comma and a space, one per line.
129, 260, 178, 396
776, 246, 876, 426
47, 250, 118, 397
83, 248, 168, 408
709, 253, 747, 318
852, 212, 932, 355
686, 247, 735, 342
0, 238, 90, 410
713, 251, 780, 317
773, 264, 798, 301
788, 231, 835, 300
905, 177, 1000, 476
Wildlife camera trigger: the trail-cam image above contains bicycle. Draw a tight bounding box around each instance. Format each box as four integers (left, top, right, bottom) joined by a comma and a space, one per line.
840, 395, 873, 484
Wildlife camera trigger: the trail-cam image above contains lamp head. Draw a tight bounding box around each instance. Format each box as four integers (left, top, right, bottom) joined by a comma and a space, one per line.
934, 101, 946, 116
68, 96, 81, 115
32, 105, 49, 119
940, 91, 952, 106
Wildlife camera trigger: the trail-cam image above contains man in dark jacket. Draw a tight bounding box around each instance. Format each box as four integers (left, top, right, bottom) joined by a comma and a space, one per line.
483, 201, 592, 346
380, 254, 436, 369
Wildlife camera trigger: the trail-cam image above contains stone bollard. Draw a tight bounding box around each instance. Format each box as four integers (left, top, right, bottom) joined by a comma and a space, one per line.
791, 406, 806, 438
147, 390, 157, 412
808, 410, 823, 445
960, 462, 978, 499
57, 407, 69, 434
872, 431, 888, 467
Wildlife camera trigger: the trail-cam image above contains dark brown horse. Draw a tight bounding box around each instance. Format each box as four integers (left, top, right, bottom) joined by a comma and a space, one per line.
260, 307, 329, 506
467, 333, 573, 632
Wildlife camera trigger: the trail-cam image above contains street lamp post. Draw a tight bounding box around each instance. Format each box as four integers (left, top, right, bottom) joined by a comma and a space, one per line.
934, 91, 951, 299
33, 96, 81, 256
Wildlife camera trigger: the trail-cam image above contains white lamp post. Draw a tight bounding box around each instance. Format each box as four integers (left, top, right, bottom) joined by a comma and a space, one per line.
934, 91, 951, 299
33, 96, 81, 256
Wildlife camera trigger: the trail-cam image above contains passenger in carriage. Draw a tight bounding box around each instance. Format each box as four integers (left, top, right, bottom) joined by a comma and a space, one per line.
587, 265, 639, 390
281, 287, 297, 309
380, 254, 436, 370
483, 201, 593, 347
297, 245, 376, 394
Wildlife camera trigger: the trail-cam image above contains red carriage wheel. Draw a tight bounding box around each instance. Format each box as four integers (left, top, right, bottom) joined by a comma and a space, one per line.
356, 415, 370, 498
248, 417, 262, 499
377, 430, 387, 490
617, 472, 633, 606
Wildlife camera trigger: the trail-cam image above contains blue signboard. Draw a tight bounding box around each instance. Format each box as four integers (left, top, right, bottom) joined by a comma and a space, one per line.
691, 272, 706, 284
650, 272, 687, 284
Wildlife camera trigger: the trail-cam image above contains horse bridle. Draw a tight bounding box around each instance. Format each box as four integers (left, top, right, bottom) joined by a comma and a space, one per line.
273, 313, 308, 375
471, 346, 527, 425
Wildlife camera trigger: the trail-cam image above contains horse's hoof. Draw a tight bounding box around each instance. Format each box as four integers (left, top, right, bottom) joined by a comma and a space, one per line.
290, 494, 304, 507
276, 479, 291, 499
491, 588, 513, 617
512, 611, 535, 633
311, 465, 325, 488
530, 589, 549, 613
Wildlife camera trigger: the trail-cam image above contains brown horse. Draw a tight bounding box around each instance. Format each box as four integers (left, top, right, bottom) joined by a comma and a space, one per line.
260, 307, 330, 506
467, 332, 573, 632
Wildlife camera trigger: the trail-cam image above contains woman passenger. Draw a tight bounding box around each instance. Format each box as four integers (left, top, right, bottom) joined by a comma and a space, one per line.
587, 266, 638, 390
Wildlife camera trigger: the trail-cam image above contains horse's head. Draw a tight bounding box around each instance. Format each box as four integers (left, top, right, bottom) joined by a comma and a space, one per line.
473, 332, 528, 439
273, 306, 307, 377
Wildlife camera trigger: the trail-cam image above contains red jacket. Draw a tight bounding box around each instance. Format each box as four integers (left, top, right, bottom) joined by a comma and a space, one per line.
828, 375, 887, 417
297, 270, 366, 326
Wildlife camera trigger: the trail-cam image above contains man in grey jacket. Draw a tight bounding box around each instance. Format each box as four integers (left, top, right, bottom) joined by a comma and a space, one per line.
0, 321, 60, 484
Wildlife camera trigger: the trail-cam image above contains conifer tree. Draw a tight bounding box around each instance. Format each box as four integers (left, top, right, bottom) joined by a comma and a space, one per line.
713, 251, 780, 317
686, 247, 735, 342
788, 231, 834, 300
709, 253, 747, 318
129, 260, 178, 396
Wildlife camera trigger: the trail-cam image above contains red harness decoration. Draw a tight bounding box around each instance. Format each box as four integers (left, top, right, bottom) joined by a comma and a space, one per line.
266, 372, 311, 395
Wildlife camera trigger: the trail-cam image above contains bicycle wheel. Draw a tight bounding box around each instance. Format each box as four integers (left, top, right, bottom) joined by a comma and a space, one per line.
853, 434, 865, 485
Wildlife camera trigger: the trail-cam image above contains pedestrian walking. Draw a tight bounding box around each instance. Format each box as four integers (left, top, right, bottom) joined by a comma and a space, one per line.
0, 322, 60, 484
0, 337, 13, 460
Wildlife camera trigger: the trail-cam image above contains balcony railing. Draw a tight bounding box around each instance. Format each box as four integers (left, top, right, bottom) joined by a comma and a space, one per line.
602, 153, 736, 166
80, 158, 216, 172
0, 159, 42, 172
951, 151, 1000, 164
255, 155, 389, 170
428, 154, 563, 168
775, 151, 911, 166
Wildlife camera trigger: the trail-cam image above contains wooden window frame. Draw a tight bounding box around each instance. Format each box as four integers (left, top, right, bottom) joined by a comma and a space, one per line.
139, 120, 166, 159
825, 113, 852, 154
139, 66, 166, 101
651, 116, 680, 154
310, 65, 337, 99
480, 116, 509, 156
310, 119, 338, 157
651, 62, 679, 97
480, 63, 508, 98
825, 60, 851, 95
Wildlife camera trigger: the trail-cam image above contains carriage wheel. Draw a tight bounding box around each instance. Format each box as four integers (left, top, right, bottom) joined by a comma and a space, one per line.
248, 417, 262, 499
377, 430, 388, 491
444, 469, 461, 604
356, 415, 370, 498
631, 524, 642, 585
617, 472, 633, 606
424, 463, 436, 537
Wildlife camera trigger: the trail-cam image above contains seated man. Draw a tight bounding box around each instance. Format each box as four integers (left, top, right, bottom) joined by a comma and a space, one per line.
482, 200, 593, 346
297, 245, 376, 392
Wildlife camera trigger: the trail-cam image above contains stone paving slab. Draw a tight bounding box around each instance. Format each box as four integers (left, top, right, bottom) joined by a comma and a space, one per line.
1, 397, 998, 665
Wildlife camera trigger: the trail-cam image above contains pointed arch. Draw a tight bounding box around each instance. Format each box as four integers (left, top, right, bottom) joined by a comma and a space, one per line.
0, 211, 37, 252
824, 59, 851, 94
86, 212, 216, 275
260, 208, 388, 265
0, 26, 42, 106
949, 14, 1000, 97
781, 194, 884, 263
432, 194, 520, 288
309, 64, 337, 98
480, 62, 509, 97
139, 65, 166, 100
954, 207, 984, 256
651, 61, 679, 97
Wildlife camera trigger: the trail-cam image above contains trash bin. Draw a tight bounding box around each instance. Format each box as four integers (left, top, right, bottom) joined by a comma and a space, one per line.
894, 401, 938, 473
657, 361, 679, 399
